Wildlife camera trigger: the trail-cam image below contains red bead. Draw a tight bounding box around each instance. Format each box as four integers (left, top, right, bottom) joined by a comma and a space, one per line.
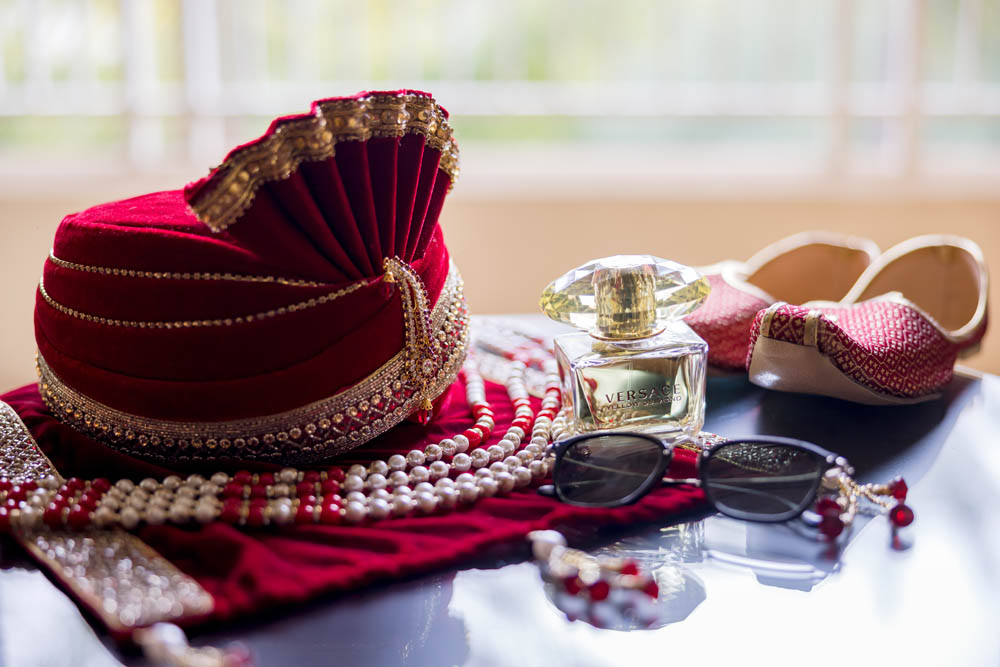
815, 497, 841, 516
471, 401, 491, 414
303, 470, 321, 483
63, 478, 83, 493
320, 479, 341, 495
563, 575, 584, 595
296, 503, 315, 524
320, 502, 341, 524
249, 484, 267, 499
67, 505, 90, 530
0, 507, 9, 533
77, 492, 100, 510
4, 498, 18, 510
416, 408, 433, 425
0, 478, 11, 493
257, 473, 275, 487
890, 477, 908, 501
464, 429, 482, 447
620, 559, 640, 576
21, 481, 37, 492
512, 418, 531, 431
233, 470, 252, 485
247, 504, 265, 527
588, 580, 611, 601
889, 503, 914, 527
222, 482, 244, 498
327, 467, 346, 483
642, 578, 660, 598
43, 503, 64, 528
820, 513, 844, 540
220, 499, 242, 524
90, 478, 111, 493
296, 481, 316, 497
7, 486, 28, 502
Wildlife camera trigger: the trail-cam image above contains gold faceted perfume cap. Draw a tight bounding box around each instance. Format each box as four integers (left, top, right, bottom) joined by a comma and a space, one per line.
539, 255, 711, 340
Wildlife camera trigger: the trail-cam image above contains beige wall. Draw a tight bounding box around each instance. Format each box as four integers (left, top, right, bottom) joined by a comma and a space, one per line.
2, 190, 997, 392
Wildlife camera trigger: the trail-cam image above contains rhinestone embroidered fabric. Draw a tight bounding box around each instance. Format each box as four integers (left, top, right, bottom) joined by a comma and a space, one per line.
0, 400, 215, 633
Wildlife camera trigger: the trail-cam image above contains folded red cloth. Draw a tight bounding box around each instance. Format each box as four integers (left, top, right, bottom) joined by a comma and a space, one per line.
1, 380, 706, 628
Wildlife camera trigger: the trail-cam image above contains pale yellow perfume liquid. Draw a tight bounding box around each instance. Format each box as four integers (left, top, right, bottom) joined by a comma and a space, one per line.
554, 324, 707, 438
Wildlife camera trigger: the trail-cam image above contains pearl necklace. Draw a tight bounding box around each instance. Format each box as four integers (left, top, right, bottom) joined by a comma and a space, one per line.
0, 357, 566, 533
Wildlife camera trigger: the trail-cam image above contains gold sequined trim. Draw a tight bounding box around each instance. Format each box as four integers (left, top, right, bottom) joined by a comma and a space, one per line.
0, 400, 215, 632
37, 264, 469, 464
38, 273, 371, 328
48, 251, 328, 287
189, 92, 460, 233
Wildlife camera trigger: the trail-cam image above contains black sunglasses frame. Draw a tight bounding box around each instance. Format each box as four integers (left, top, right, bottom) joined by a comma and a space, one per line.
550, 432, 848, 523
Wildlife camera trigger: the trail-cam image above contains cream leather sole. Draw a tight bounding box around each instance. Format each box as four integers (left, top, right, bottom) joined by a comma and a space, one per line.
747, 335, 940, 406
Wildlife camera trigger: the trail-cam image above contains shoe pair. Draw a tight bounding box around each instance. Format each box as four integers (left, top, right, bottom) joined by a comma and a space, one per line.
685, 233, 989, 405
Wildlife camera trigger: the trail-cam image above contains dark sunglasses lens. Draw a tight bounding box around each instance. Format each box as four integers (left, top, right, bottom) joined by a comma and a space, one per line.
703, 442, 826, 520
555, 435, 664, 506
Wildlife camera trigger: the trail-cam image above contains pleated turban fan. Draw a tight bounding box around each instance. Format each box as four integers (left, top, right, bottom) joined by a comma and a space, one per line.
34, 91, 468, 465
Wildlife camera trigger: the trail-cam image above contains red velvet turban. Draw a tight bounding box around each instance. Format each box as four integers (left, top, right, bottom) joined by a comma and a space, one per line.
34, 90, 468, 465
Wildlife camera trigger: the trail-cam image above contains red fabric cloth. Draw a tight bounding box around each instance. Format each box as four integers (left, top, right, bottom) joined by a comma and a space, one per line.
1, 381, 707, 630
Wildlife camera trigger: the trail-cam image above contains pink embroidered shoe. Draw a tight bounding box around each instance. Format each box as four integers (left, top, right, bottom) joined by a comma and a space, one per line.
685, 232, 880, 370
746, 235, 989, 405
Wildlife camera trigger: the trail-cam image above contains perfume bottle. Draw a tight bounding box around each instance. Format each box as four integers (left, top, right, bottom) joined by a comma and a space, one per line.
540, 255, 710, 438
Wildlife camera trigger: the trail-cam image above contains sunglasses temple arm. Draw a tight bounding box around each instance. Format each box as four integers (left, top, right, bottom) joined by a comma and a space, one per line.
661, 477, 701, 487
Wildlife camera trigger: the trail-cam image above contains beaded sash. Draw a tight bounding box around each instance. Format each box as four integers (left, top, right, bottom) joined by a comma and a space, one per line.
0, 400, 214, 632
37, 261, 470, 465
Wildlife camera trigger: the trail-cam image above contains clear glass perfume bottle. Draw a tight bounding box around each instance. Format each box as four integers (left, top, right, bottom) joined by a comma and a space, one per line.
540, 255, 711, 439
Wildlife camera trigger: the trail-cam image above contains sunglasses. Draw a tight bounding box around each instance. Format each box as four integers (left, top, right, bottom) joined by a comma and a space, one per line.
542, 432, 851, 523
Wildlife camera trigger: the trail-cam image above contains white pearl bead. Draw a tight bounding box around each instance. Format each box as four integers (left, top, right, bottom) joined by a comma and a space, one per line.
528, 529, 566, 560
387, 454, 407, 472
470, 449, 491, 468
406, 449, 426, 467
408, 466, 430, 484
531, 436, 549, 447
517, 450, 535, 465
416, 491, 438, 514
508, 426, 525, 439
487, 445, 505, 462
168, 504, 190, 524
388, 470, 409, 487
455, 472, 476, 486
186, 474, 205, 487
503, 456, 522, 471
457, 481, 479, 503
499, 440, 517, 456
478, 477, 499, 498
343, 475, 365, 492
116, 479, 135, 493
27, 492, 46, 507
348, 464, 368, 480
496, 471, 515, 494
195, 503, 216, 524
278, 468, 297, 484
200, 482, 220, 496
439, 438, 457, 457
529, 460, 547, 479
346, 491, 367, 504
129, 495, 147, 510
513, 467, 532, 488
524, 444, 542, 456
489, 461, 508, 474
452, 453, 472, 472
94, 507, 115, 528
392, 495, 415, 516
368, 498, 391, 521
272, 502, 294, 526
368, 460, 389, 476
139, 478, 158, 492
39, 475, 60, 490
393, 485, 413, 496
162, 476, 181, 490
344, 501, 366, 523
367, 473, 387, 490
502, 432, 521, 446
435, 477, 455, 489
146, 506, 166, 525
424, 444, 443, 462
120, 507, 140, 529
475, 468, 494, 480
452, 435, 470, 453
414, 482, 436, 495
370, 488, 391, 501
211, 472, 230, 486
428, 460, 449, 480
478, 416, 495, 429
175, 486, 196, 498
436, 486, 458, 509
